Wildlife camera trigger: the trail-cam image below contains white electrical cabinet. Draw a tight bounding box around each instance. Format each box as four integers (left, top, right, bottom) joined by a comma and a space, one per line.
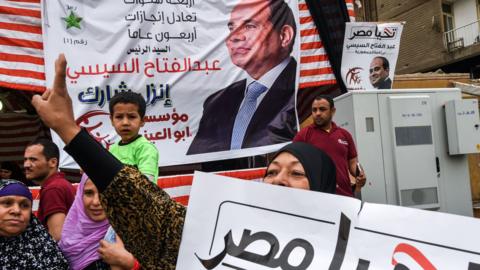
334, 89, 474, 216
444, 99, 480, 155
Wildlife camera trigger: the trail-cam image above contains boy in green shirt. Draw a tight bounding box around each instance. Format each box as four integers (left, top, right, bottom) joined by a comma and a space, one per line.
108, 92, 159, 183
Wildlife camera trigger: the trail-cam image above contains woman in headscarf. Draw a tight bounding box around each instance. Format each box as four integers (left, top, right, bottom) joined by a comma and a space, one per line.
0, 179, 69, 269
59, 174, 137, 270
263, 142, 336, 193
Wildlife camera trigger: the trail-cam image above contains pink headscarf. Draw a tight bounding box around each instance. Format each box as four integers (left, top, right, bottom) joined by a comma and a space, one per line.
59, 174, 110, 270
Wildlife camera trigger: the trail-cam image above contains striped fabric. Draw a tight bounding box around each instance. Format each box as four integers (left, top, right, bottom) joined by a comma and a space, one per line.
0, 0, 355, 93
345, 0, 356, 22
0, 0, 45, 92
29, 168, 267, 214
297, 0, 337, 88
0, 113, 49, 164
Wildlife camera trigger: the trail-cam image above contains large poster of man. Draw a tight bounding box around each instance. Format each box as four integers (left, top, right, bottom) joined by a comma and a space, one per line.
341, 22, 404, 91
42, 0, 303, 167
187, 0, 297, 154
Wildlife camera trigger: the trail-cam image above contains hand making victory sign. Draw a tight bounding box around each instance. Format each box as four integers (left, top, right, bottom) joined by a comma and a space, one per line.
31, 54, 81, 144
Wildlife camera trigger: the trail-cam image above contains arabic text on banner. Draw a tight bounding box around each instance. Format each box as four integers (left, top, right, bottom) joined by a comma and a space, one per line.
341, 22, 404, 91
177, 172, 480, 269
42, 0, 305, 167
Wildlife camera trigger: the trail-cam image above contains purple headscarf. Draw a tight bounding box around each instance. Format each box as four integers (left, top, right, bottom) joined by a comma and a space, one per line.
0, 179, 32, 201
58, 174, 110, 270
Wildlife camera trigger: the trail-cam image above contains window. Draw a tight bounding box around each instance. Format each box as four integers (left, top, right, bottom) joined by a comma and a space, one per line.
443, 3, 455, 44
442, 3, 454, 32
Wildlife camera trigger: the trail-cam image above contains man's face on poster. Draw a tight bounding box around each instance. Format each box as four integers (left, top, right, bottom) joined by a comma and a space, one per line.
226, 0, 285, 79
369, 57, 389, 88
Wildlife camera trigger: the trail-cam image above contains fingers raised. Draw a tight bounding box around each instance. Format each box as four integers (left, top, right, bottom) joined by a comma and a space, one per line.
53, 54, 67, 96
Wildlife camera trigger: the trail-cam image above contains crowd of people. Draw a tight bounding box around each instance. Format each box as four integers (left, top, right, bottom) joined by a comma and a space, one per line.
0, 54, 367, 269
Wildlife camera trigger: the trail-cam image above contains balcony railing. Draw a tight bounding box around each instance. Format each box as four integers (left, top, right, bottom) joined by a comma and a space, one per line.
444, 20, 480, 52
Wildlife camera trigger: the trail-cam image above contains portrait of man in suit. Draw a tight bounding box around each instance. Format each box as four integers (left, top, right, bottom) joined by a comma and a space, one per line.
187, 0, 298, 155
369, 56, 392, 89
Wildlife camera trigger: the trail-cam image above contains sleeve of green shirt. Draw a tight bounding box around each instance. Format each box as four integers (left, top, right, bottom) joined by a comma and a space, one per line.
135, 141, 159, 184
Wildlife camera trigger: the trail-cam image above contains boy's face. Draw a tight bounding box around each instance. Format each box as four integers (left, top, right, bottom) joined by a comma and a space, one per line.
110, 103, 145, 143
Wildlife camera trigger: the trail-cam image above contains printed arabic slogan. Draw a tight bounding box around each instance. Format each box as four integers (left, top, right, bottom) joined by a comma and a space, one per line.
178, 172, 480, 269
341, 22, 404, 91
42, 0, 301, 167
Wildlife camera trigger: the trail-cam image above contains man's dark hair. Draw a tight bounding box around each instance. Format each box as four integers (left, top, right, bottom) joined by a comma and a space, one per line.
268, 0, 297, 53
375, 56, 390, 70
27, 138, 60, 163
109, 91, 147, 118
314, 95, 334, 109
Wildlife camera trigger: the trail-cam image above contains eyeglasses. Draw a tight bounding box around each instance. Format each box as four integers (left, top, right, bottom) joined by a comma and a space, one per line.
0, 179, 27, 191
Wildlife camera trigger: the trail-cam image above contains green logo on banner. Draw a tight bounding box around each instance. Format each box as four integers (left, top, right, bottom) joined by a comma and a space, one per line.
63, 11, 82, 29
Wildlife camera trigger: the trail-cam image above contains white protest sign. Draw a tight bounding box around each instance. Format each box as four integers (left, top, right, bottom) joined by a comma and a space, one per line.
177, 171, 361, 269
343, 203, 480, 269
341, 22, 404, 91
177, 172, 480, 269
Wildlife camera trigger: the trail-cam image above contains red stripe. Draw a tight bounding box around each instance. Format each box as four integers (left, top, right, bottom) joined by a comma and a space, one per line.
345, 0, 354, 3
299, 16, 313, 24
0, 67, 45, 80
8, 0, 41, 3
0, 37, 43, 49
173, 195, 189, 206
300, 28, 318, 37
158, 175, 193, 189
348, 10, 355, 17
298, 3, 308, 10
300, 54, 329, 63
0, 130, 39, 138
392, 243, 436, 269
0, 53, 44, 65
0, 81, 45, 92
219, 169, 265, 180
299, 80, 337, 89
0, 6, 41, 18
301, 41, 323, 50
300, 67, 334, 76
0, 22, 42, 34
157, 168, 266, 189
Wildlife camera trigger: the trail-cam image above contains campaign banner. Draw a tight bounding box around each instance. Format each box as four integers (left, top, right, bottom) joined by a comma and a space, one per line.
341, 22, 404, 91
177, 171, 362, 269
42, 0, 304, 167
344, 203, 480, 269
177, 172, 480, 269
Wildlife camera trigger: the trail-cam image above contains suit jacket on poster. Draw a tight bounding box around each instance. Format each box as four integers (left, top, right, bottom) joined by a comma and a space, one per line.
376, 77, 392, 89
187, 58, 298, 155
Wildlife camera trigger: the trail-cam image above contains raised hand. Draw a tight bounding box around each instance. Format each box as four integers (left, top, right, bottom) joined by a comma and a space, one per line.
31, 54, 80, 144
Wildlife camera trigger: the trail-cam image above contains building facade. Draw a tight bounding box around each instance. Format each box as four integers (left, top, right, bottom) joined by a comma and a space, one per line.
359, 0, 480, 76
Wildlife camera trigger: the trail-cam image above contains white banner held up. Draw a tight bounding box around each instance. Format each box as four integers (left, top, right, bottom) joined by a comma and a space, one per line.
177, 171, 361, 269
42, 0, 302, 167
178, 172, 480, 269
343, 203, 480, 269
341, 22, 404, 91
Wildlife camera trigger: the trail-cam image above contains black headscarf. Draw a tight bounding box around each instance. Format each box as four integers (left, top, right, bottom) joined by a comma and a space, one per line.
270, 142, 336, 193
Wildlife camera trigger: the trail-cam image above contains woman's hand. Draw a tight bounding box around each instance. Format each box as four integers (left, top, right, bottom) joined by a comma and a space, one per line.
98, 235, 135, 270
